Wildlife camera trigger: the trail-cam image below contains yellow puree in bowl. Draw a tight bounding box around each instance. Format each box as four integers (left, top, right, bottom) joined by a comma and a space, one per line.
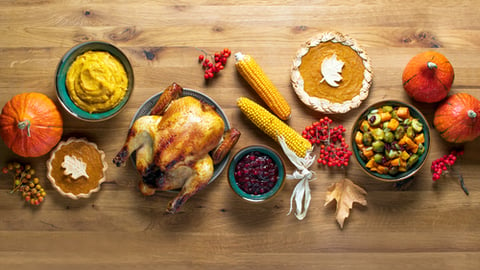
66, 51, 128, 113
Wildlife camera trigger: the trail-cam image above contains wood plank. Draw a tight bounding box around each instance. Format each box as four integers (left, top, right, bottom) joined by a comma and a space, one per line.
0, 0, 479, 269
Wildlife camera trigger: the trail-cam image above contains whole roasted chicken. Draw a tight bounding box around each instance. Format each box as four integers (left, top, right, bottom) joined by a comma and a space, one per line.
113, 83, 240, 213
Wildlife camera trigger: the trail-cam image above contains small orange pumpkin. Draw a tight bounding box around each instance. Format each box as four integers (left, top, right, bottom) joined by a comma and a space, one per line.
433, 93, 480, 143
0, 92, 63, 157
402, 51, 454, 103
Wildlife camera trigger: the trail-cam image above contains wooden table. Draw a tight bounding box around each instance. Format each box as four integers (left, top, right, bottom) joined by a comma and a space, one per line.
1, 1, 479, 269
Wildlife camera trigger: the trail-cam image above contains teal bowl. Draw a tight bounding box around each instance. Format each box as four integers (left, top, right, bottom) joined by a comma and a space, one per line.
228, 146, 286, 203
55, 41, 134, 121
351, 100, 430, 182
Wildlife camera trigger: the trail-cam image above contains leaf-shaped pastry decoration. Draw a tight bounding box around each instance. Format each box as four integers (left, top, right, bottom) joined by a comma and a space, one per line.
62, 155, 89, 179
324, 178, 367, 229
320, 53, 344, 87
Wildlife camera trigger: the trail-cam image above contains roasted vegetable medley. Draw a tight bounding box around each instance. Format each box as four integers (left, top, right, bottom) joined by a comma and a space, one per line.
354, 105, 426, 175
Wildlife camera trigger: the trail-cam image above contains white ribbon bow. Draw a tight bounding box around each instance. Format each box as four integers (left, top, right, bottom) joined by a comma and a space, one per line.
277, 135, 316, 220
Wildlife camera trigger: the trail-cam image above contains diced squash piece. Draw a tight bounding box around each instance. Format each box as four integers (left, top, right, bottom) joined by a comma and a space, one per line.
362, 148, 374, 159
402, 136, 417, 150
398, 135, 407, 145
411, 144, 419, 154
355, 131, 363, 145
400, 150, 410, 160
365, 158, 377, 169
376, 165, 388, 174
414, 133, 425, 144
360, 120, 371, 132
390, 158, 401, 167
380, 112, 392, 122
396, 107, 410, 119
398, 135, 416, 150
399, 159, 408, 171
387, 118, 399, 131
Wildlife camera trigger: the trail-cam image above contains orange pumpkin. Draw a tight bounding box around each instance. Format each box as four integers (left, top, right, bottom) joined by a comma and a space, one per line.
0, 92, 63, 157
433, 93, 480, 143
402, 51, 454, 103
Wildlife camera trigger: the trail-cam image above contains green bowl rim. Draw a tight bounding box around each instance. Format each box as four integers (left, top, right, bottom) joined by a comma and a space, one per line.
55, 41, 134, 121
228, 145, 286, 202
351, 100, 431, 182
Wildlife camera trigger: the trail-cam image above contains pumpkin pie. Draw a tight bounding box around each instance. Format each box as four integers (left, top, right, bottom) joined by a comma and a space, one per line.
291, 32, 372, 113
47, 137, 107, 199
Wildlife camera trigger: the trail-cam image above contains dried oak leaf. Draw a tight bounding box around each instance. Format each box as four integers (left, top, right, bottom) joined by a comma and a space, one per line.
324, 178, 367, 229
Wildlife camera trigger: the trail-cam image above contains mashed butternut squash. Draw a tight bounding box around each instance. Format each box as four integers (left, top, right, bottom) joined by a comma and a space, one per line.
66, 51, 128, 113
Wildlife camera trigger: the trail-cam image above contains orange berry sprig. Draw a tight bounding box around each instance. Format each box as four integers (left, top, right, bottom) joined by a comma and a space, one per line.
2, 162, 47, 206
197, 48, 232, 79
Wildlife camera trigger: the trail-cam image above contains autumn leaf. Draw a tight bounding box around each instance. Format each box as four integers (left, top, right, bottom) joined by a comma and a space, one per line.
324, 178, 367, 229
320, 53, 344, 87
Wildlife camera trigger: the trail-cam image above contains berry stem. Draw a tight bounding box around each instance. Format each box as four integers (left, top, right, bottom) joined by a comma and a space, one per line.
450, 167, 469, 195
195, 47, 209, 56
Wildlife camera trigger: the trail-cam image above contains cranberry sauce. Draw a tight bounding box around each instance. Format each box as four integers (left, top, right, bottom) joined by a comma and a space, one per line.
233, 151, 279, 195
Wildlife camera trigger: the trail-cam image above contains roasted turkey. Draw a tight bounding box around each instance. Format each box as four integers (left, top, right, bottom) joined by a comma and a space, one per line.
113, 83, 240, 213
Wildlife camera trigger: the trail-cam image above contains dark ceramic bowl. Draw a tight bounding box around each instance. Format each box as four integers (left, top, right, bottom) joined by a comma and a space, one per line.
228, 145, 286, 203
55, 41, 134, 121
351, 100, 430, 182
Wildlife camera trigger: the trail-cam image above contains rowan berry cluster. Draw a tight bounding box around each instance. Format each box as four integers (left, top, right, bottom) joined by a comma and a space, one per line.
431, 150, 464, 181
302, 116, 352, 167
198, 48, 232, 79
2, 162, 46, 206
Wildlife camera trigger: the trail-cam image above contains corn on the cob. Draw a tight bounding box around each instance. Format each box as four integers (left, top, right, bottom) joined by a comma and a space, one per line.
237, 97, 311, 157
235, 52, 291, 120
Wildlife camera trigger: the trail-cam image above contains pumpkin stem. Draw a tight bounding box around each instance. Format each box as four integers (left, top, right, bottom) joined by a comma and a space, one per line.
17, 120, 31, 137
467, 110, 477, 119
427, 61, 437, 69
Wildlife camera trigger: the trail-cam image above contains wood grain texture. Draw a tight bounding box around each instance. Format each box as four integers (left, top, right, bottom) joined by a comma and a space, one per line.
1, 1, 479, 269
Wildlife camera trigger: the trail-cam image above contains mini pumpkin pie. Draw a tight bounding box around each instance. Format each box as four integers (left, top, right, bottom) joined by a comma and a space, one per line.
47, 137, 107, 199
291, 32, 373, 114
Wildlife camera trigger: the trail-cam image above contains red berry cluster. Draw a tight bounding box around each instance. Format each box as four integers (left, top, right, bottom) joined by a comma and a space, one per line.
431, 150, 464, 181
302, 116, 353, 167
198, 48, 232, 79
